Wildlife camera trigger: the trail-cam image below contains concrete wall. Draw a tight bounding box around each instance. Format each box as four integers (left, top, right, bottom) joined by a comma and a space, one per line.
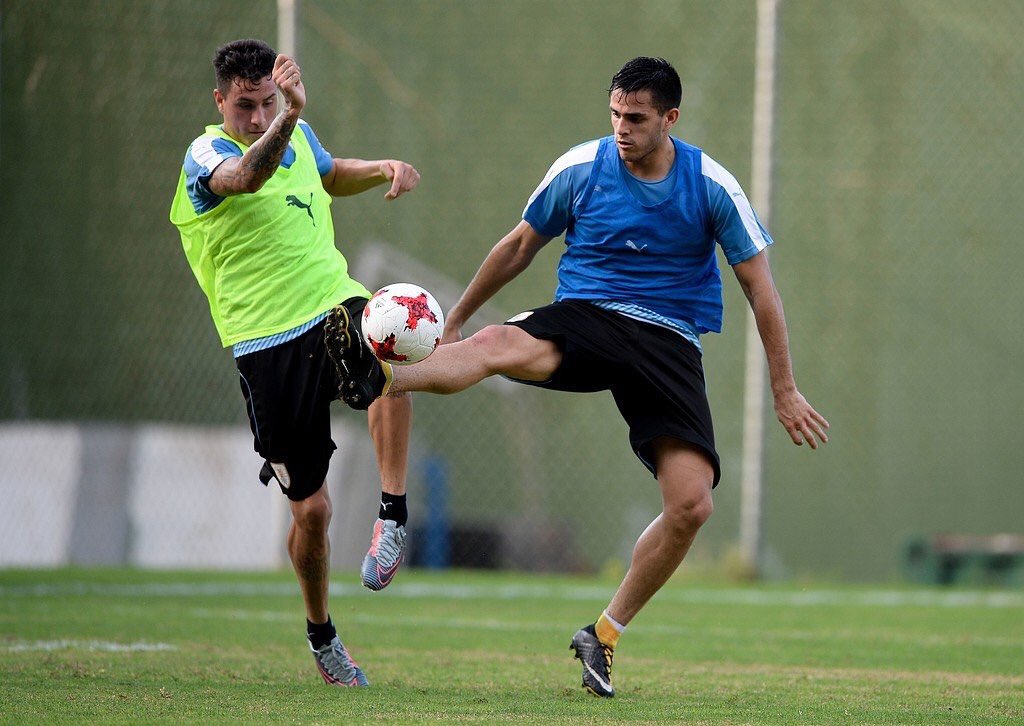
1, 420, 379, 570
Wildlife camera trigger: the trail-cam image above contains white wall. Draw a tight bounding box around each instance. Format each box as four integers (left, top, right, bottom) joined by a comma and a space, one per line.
0, 419, 380, 570
1, 424, 81, 566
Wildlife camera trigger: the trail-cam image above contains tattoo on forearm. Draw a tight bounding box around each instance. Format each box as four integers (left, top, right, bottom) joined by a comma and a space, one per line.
240, 112, 299, 186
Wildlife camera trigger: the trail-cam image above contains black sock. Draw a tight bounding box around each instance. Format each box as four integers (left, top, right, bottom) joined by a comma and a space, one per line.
379, 492, 408, 527
306, 616, 336, 649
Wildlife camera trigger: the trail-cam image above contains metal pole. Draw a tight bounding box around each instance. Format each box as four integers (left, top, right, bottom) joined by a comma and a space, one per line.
277, 0, 298, 57
0, 0, 5, 167
739, 0, 781, 576
272, 0, 299, 568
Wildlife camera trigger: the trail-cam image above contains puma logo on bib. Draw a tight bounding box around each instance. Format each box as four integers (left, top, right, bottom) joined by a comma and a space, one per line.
285, 193, 315, 226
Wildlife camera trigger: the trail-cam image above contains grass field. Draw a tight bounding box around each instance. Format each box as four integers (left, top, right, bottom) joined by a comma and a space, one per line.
1, 568, 1022, 723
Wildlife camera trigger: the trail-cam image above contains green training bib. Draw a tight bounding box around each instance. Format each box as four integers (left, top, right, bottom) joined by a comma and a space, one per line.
170, 124, 370, 347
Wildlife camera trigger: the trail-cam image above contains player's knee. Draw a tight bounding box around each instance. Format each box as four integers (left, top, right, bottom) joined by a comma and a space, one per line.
465, 325, 520, 370
665, 491, 713, 533
292, 488, 332, 531
467, 324, 512, 353
469, 324, 558, 378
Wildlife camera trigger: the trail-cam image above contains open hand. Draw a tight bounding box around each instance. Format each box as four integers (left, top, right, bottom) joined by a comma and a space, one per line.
775, 389, 830, 449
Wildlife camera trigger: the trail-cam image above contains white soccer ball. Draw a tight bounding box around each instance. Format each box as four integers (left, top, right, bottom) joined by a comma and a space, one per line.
361, 283, 445, 365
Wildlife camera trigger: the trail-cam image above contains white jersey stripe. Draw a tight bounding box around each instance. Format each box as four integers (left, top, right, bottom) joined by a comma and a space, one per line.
189, 136, 232, 173
700, 152, 769, 253
524, 139, 601, 212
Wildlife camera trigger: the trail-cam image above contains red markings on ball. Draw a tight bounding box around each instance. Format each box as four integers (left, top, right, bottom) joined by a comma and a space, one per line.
393, 293, 439, 330
369, 333, 409, 362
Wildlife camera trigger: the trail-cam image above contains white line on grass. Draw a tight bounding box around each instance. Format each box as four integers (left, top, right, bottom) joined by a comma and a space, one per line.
190, 607, 293, 622
2, 581, 1023, 609
2, 640, 177, 653
185, 607, 1024, 649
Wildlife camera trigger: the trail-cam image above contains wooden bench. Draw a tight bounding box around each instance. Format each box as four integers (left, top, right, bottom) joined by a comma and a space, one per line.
904, 534, 1024, 586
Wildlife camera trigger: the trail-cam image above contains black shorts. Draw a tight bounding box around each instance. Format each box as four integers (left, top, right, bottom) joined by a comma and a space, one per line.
235, 297, 367, 501
505, 301, 721, 486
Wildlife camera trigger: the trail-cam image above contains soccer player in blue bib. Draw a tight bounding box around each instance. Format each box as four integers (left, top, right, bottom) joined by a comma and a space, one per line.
339, 56, 829, 697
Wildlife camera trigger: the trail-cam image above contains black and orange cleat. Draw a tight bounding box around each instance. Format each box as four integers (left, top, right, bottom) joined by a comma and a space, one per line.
570, 624, 614, 697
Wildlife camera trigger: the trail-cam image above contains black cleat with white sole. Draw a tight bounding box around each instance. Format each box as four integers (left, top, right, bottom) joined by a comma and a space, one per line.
570, 624, 615, 697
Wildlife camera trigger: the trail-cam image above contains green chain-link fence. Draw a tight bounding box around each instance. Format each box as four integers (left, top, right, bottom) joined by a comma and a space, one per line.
2, 0, 1022, 580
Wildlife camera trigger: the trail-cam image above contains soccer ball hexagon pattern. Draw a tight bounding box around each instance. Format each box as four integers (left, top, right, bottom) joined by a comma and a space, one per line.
361, 283, 445, 365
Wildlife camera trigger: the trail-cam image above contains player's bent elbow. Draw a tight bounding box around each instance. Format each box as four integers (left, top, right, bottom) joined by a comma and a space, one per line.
208, 175, 265, 197
241, 175, 268, 194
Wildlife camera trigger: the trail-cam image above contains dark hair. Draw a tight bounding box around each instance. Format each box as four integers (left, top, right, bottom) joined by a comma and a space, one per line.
608, 57, 682, 114
213, 39, 276, 93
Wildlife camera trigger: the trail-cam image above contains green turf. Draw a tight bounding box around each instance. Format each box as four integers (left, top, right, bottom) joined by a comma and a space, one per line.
1, 569, 1022, 723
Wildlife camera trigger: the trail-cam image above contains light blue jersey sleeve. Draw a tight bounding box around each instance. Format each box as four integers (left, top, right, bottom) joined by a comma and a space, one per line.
182, 135, 243, 214
701, 152, 774, 265
182, 121, 334, 215
298, 120, 334, 177
522, 139, 600, 237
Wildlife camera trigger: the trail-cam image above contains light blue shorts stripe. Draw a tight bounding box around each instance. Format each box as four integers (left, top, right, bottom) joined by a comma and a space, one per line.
232, 312, 329, 358
592, 301, 702, 352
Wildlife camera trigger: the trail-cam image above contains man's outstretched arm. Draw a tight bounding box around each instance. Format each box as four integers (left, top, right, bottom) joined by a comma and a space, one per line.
442, 221, 553, 342
321, 158, 420, 199
732, 251, 830, 448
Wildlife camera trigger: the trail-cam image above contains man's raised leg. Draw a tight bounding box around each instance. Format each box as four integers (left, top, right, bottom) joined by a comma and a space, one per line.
390, 324, 562, 394
571, 438, 715, 697
342, 323, 562, 407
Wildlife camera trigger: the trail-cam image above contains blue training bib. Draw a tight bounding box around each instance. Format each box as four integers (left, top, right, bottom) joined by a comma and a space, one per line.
554, 136, 724, 334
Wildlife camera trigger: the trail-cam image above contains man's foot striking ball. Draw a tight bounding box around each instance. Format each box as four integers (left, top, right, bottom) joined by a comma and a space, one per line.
324, 301, 393, 409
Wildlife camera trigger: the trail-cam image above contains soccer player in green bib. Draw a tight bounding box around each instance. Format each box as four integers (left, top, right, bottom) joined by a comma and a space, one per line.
170, 39, 418, 687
